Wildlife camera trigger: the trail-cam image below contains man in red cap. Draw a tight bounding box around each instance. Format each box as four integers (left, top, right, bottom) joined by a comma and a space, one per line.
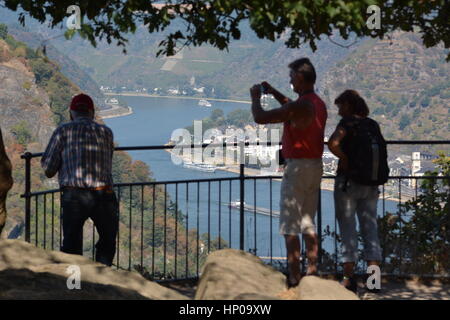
41, 93, 118, 266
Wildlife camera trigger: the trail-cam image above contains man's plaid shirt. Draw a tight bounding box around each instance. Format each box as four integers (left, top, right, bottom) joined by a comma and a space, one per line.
41, 117, 114, 188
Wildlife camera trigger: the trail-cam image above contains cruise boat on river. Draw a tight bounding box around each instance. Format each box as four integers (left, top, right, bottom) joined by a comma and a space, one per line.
183, 161, 216, 172
198, 99, 212, 107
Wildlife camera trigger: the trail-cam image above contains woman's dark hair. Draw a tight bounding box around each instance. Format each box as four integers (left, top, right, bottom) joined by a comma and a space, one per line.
334, 90, 370, 117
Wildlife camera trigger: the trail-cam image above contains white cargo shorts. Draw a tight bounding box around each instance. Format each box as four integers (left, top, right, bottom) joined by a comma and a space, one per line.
279, 158, 323, 235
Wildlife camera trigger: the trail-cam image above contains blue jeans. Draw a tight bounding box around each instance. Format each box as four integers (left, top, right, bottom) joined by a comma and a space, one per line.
334, 175, 382, 263
61, 188, 119, 266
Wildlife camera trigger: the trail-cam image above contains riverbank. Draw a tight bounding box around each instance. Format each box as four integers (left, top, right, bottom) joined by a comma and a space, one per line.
219, 165, 410, 202
98, 103, 133, 119
164, 147, 410, 203
167, 148, 338, 194
104, 92, 251, 104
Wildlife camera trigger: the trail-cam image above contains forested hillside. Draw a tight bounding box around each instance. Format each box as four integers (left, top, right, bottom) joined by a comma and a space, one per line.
6, 25, 109, 110
0, 14, 355, 101
1, 23, 82, 234
0, 9, 108, 109
54, 27, 354, 100
321, 31, 450, 140
184, 31, 450, 145
0, 27, 214, 277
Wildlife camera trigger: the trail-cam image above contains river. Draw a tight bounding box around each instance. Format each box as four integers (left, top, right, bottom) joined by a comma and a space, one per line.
104, 95, 399, 259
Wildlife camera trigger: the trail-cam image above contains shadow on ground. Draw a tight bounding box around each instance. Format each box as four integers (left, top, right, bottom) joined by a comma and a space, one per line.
160, 277, 450, 300
0, 268, 149, 299
360, 278, 450, 300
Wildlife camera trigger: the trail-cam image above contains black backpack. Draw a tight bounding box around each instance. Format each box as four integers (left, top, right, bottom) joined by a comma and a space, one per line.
345, 118, 389, 186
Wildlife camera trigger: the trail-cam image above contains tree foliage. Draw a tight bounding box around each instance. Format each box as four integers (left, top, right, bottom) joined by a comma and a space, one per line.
226, 109, 253, 128
398, 113, 411, 130
210, 108, 224, 121
11, 121, 33, 146
0, 23, 7, 39
379, 153, 450, 275
1, 1, 449, 59
420, 96, 431, 108
2, 32, 80, 125
185, 107, 253, 136
28, 57, 79, 124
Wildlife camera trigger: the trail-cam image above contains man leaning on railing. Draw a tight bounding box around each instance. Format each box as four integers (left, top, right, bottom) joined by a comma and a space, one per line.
41, 93, 118, 266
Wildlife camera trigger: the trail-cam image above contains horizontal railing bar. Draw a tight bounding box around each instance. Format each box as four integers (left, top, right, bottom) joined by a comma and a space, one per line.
21, 188, 61, 197
21, 175, 448, 198
21, 140, 450, 159
154, 276, 200, 285
114, 176, 241, 186
139, 272, 450, 284
304, 271, 450, 279
384, 176, 449, 179
21, 177, 241, 198
236, 175, 449, 180
21, 142, 278, 159
385, 140, 450, 145
114, 142, 284, 151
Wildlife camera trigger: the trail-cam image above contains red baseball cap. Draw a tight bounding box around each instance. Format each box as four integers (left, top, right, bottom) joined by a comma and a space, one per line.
70, 93, 94, 112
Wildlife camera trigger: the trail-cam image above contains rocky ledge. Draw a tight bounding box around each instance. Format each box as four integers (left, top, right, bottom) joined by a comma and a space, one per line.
0, 240, 358, 300
195, 248, 358, 300
0, 240, 188, 299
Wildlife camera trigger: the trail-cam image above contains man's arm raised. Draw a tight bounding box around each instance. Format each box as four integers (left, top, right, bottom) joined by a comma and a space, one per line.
252, 100, 290, 124
261, 81, 292, 106
251, 86, 314, 127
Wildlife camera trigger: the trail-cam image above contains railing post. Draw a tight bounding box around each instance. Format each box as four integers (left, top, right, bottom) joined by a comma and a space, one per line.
317, 183, 322, 266
24, 152, 32, 242
239, 141, 245, 251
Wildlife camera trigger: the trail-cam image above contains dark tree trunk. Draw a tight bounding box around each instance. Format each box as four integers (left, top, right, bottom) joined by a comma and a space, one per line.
0, 128, 13, 236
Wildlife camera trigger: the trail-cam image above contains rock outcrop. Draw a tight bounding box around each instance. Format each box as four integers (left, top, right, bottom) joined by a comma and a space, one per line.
195, 249, 286, 300
293, 276, 359, 300
195, 248, 359, 300
0, 240, 188, 300
0, 241, 359, 300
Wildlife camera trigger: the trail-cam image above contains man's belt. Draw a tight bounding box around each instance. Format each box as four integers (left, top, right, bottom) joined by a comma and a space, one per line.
62, 185, 113, 192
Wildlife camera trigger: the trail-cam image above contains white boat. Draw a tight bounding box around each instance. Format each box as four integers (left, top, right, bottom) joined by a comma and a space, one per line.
198, 99, 212, 107
199, 164, 216, 172
228, 200, 246, 209
183, 161, 216, 172
228, 201, 280, 216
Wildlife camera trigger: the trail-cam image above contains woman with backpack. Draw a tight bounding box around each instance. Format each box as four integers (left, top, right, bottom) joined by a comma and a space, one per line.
328, 90, 388, 294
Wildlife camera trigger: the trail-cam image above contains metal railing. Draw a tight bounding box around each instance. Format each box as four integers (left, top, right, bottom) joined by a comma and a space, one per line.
20, 140, 449, 279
